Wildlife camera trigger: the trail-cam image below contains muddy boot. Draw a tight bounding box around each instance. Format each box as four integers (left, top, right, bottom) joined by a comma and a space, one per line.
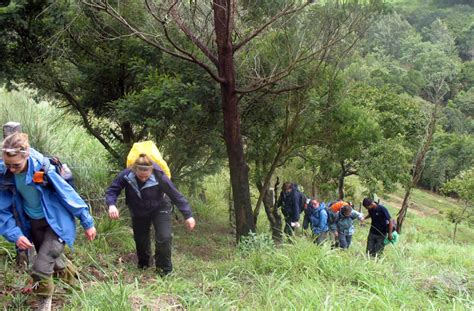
32, 277, 55, 297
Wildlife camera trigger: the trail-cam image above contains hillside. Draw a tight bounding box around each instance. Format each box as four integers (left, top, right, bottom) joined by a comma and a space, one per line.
1, 184, 472, 310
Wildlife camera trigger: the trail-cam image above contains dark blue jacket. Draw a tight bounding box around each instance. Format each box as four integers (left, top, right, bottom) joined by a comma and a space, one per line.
105, 164, 192, 219
277, 187, 301, 222
0, 149, 94, 248
368, 204, 391, 236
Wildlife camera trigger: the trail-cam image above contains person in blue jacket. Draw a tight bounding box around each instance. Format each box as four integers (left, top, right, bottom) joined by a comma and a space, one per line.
329, 204, 364, 249
106, 153, 195, 276
306, 199, 328, 245
0, 133, 96, 297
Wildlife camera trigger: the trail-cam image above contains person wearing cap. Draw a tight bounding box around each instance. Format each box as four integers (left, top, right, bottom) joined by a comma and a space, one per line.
0, 133, 96, 301
362, 198, 393, 256
105, 153, 195, 276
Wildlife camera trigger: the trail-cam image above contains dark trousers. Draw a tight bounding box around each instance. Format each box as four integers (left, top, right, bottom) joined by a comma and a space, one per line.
338, 233, 353, 249
29, 219, 65, 280
366, 232, 385, 256
314, 231, 328, 245
131, 209, 172, 273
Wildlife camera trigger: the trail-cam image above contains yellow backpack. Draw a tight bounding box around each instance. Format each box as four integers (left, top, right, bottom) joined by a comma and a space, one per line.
126, 141, 171, 179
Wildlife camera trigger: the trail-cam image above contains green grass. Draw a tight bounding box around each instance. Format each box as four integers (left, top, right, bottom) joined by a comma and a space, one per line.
0, 89, 473, 310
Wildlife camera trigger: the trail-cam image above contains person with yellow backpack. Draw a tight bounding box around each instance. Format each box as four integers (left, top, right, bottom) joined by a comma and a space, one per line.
105, 142, 195, 276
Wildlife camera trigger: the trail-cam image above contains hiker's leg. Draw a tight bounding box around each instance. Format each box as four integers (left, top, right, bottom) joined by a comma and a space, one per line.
338, 233, 349, 249
30, 218, 49, 251
346, 235, 353, 248
284, 218, 294, 236
31, 225, 65, 296
152, 201, 173, 275
316, 231, 328, 245
366, 233, 376, 256
132, 215, 153, 268
373, 234, 386, 256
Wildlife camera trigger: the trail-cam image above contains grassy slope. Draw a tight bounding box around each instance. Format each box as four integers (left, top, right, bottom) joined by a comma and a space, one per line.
0, 90, 472, 310
2, 187, 471, 310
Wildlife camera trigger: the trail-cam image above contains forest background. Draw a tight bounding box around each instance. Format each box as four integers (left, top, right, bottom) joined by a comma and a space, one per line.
0, 0, 473, 309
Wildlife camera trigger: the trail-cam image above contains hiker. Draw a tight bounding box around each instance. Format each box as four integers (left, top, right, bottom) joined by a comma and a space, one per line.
329, 204, 364, 249
106, 153, 195, 276
305, 199, 329, 244
277, 182, 304, 235
0, 133, 96, 300
362, 198, 393, 256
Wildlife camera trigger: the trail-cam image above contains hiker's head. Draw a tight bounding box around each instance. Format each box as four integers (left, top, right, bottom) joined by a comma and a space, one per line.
2, 133, 29, 174
133, 153, 153, 182
362, 198, 376, 209
283, 182, 293, 193
309, 199, 320, 208
341, 205, 352, 216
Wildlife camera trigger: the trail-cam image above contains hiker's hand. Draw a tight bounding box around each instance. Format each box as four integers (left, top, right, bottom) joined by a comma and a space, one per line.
16, 236, 33, 250
108, 205, 119, 219
388, 233, 393, 241
334, 231, 339, 238
185, 217, 196, 231
85, 227, 97, 241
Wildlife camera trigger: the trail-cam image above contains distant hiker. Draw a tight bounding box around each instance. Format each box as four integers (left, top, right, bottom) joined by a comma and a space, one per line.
106, 153, 195, 276
362, 198, 393, 256
329, 204, 364, 249
277, 182, 304, 235
305, 199, 329, 244
0, 133, 96, 305
327, 200, 351, 247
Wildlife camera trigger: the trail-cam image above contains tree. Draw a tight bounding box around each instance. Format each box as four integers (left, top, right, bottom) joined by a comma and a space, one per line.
441, 168, 474, 243
0, 1, 224, 184
79, 0, 382, 241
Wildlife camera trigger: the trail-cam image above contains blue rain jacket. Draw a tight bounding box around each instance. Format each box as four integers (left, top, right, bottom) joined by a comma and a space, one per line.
308, 202, 328, 235
0, 149, 94, 248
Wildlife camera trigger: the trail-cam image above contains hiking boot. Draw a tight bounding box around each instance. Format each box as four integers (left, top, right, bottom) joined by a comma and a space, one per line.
36, 296, 52, 311
156, 268, 172, 278
33, 277, 55, 297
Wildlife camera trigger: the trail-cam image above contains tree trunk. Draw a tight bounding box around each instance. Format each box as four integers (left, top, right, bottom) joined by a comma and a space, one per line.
397, 104, 439, 234
453, 203, 468, 243
338, 161, 345, 200
214, 0, 255, 241
263, 187, 283, 244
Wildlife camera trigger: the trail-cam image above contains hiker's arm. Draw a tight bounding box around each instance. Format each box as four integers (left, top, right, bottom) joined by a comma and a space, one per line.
0, 191, 25, 245
105, 170, 128, 219
353, 211, 364, 221
388, 218, 394, 240
159, 173, 193, 220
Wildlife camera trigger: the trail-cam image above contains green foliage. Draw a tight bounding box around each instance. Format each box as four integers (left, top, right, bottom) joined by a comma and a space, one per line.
0, 88, 112, 203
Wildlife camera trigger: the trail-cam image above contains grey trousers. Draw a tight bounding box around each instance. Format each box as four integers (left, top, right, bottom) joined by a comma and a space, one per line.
29, 219, 65, 280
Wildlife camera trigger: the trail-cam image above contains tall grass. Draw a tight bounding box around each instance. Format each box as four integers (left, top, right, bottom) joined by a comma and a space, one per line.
1, 89, 472, 310
0, 88, 114, 207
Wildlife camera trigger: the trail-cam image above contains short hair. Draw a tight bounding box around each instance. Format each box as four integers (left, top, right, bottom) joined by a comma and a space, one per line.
2, 133, 29, 157
282, 182, 293, 191
362, 198, 373, 208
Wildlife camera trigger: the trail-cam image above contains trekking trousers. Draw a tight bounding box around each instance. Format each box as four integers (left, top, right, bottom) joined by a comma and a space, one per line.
366, 232, 386, 256
131, 207, 173, 273
30, 219, 66, 280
